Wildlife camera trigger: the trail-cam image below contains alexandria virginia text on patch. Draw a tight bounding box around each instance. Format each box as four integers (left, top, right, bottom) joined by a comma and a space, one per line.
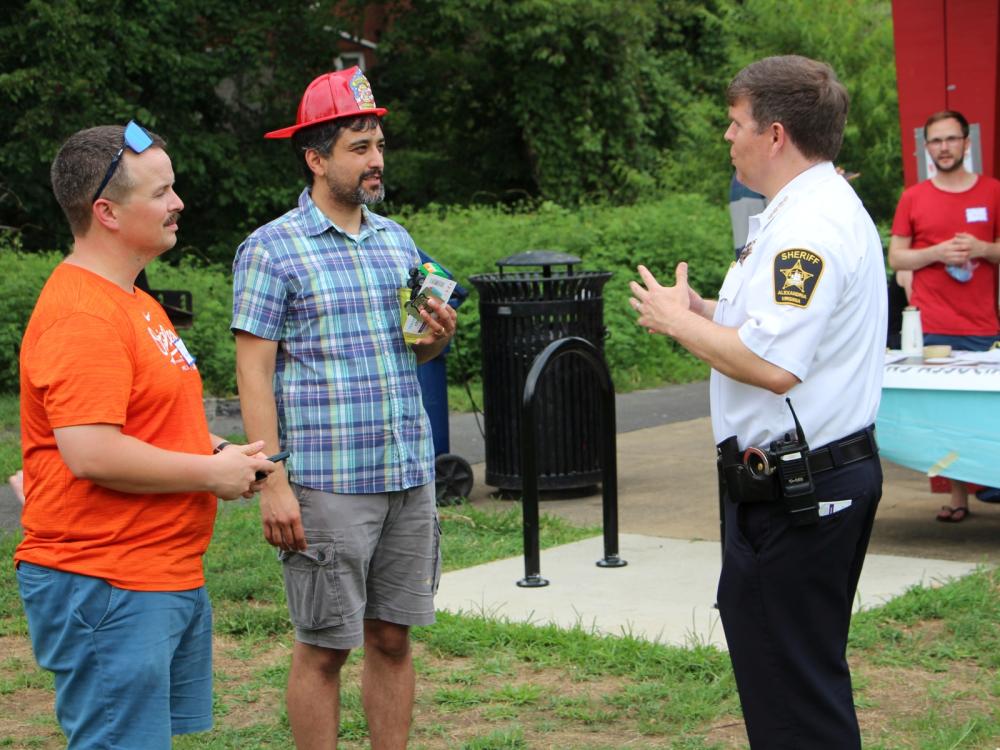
773, 248, 823, 307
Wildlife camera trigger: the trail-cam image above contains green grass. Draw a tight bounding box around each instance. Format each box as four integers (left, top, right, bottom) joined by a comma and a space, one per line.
3, 493, 1000, 748
446, 380, 483, 415
437, 503, 598, 572
204, 499, 598, 640
0, 394, 19, 478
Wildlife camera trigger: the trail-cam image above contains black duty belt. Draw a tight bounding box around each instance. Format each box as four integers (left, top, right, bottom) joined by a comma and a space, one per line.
717, 425, 878, 504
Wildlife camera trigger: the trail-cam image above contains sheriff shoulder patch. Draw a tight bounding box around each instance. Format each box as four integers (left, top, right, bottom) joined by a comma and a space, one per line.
773, 248, 824, 307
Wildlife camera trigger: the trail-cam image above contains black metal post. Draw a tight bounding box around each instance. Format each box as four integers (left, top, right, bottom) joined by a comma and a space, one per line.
517, 336, 626, 587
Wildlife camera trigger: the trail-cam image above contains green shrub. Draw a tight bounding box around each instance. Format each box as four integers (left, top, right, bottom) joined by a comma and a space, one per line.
723, 0, 901, 221
145, 258, 238, 396
374, 0, 729, 209
0, 192, 730, 396
0, 238, 62, 393
403, 192, 729, 389
0, 239, 237, 396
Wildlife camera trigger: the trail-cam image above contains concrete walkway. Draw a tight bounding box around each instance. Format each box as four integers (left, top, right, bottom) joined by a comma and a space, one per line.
435, 382, 998, 648
436, 534, 980, 648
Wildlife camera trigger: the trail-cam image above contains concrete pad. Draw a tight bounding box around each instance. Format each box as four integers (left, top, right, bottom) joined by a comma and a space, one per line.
466, 416, 1000, 565
436, 533, 984, 649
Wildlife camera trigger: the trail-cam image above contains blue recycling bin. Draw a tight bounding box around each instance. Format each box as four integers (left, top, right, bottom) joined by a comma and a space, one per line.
414, 250, 473, 505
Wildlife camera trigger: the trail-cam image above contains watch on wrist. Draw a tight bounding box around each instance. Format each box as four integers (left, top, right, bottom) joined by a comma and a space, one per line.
213, 441, 232, 454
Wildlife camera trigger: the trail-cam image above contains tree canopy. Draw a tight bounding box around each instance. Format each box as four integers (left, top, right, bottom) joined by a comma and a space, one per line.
0, 0, 900, 262
0, 0, 367, 259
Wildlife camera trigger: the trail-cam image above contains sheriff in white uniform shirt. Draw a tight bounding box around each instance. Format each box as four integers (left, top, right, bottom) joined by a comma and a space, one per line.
711, 160, 886, 452
630, 56, 886, 750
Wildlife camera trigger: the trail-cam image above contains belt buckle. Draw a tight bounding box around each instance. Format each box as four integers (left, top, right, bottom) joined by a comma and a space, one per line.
742, 446, 774, 477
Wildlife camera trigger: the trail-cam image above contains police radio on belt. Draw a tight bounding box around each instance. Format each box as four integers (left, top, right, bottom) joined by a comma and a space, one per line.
770, 398, 817, 525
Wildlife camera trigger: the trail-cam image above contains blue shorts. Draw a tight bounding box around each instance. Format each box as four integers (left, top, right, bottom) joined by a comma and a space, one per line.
16, 562, 213, 749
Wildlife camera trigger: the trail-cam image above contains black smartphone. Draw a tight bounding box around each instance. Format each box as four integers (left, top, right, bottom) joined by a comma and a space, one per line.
256, 451, 290, 480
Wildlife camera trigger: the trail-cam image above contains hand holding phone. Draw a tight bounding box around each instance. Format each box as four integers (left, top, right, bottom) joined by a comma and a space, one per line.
256, 450, 290, 481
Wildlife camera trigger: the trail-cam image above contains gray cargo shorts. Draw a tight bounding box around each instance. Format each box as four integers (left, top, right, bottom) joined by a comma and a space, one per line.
279, 481, 441, 650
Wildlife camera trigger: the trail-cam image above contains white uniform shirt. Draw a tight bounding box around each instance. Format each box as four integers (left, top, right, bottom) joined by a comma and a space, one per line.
710, 161, 887, 451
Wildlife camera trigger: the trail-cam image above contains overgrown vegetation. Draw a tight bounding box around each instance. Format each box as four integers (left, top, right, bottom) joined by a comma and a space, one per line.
1, 0, 899, 266
374, 0, 730, 208
723, 0, 901, 221
0, 192, 728, 395
0, 0, 901, 397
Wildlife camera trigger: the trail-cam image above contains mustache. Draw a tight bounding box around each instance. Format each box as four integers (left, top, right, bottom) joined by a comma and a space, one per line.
163, 212, 181, 226
360, 169, 382, 181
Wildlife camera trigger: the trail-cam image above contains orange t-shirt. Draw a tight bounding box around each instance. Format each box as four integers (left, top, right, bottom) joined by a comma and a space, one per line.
15, 263, 216, 590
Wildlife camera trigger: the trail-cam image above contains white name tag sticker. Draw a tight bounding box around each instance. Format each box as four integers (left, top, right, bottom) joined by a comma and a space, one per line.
174, 337, 197, 367
818, 499, 853, 517
966, 206, 988, 223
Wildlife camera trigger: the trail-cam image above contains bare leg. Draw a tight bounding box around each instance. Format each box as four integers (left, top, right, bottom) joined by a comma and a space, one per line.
951, 480, 969, 512
362, 620, 414, 750
287, 641, 350, 750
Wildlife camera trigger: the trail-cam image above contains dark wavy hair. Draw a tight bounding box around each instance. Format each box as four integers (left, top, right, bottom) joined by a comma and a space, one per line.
291, 115, 382, 185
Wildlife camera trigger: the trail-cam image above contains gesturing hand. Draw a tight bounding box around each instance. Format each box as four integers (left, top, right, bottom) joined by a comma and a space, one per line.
629, 263, 693, 335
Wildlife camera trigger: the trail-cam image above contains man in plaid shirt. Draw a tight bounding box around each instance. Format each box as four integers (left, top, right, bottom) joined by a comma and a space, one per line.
231, 68, 457, 749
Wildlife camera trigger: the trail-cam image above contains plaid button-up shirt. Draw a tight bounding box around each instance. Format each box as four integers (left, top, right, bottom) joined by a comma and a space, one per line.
231, 189, 433, 494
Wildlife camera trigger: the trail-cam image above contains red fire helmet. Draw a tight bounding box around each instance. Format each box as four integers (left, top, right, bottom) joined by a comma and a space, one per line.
264, 66, 388, 139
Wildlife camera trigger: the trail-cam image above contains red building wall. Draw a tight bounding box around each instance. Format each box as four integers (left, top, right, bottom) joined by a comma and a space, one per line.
893, 0, 1000, 186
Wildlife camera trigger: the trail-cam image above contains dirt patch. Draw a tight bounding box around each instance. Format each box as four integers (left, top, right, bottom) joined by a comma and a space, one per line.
211, 634, 290, 731
0, 636, 61, 749
2, 629, 996, 749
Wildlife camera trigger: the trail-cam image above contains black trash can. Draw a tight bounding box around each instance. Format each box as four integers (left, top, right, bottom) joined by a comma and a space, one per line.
469, 251, 612, 494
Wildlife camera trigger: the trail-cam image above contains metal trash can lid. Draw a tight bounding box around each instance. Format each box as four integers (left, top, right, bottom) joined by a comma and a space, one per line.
497, 250, 581, 276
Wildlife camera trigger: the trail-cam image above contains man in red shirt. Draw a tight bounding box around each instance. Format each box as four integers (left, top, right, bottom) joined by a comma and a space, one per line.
889, 109, 1000, 522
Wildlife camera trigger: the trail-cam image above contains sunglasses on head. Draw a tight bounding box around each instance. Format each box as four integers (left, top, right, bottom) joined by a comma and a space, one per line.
91, 120, 155, 203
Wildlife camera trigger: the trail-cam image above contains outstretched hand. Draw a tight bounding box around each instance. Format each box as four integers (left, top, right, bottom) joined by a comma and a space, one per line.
629, 263, 696, 335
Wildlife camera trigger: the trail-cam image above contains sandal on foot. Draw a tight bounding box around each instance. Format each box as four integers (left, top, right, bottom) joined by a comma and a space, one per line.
936, 506, 956, 521
936, 506, 970, 523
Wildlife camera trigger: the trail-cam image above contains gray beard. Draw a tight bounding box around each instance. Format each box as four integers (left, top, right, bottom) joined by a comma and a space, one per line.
326, 174, 385, 207
355, 183, 385, 205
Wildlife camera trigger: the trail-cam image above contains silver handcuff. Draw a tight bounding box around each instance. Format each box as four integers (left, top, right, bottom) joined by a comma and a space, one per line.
742, 446, 775, 477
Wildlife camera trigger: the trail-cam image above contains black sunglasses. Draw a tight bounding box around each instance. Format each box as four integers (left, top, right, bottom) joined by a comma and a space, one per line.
91, 120, 155, 203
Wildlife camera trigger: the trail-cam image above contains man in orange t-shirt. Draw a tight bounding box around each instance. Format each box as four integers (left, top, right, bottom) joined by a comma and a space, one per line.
15, 123, 275, 750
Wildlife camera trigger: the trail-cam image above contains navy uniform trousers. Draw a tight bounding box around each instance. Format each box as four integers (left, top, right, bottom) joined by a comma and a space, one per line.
717, 456, 882, 749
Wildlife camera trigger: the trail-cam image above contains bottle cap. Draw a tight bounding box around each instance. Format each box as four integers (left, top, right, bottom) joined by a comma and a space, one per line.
421, 261, 448, 277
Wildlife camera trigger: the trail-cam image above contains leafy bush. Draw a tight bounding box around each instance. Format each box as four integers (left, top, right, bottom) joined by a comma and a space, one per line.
0, 192, 731, 395
403, 192, 730, 389
723, 0, 901, 220
0, 0, 902, 268
0, 239, 236, 396
145, 258, 238, 396
0, 0, 355, 262
0, 238, 61, 392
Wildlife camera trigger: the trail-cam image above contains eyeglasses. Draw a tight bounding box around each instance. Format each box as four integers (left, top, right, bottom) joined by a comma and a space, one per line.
91, 120, 155, 202
926, 135, 966, 149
